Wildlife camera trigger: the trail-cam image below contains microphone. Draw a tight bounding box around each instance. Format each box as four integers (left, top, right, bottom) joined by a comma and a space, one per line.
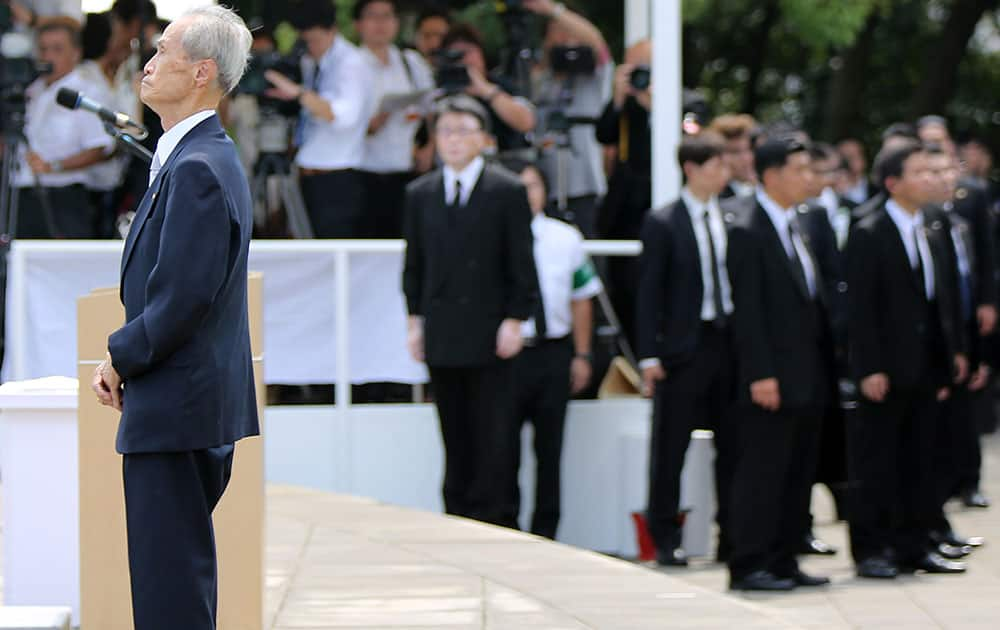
56, 88, 149, 139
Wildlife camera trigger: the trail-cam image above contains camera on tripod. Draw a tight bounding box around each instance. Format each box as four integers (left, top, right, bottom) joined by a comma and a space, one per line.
0, 17, 52, 133
237, 50, 303, 116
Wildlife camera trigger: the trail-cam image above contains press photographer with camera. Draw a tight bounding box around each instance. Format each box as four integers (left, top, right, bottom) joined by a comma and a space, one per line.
528, 0, 612, 238
440, 23, 535, 154
11, 17, 114, 238
265, 0, 374, 238
356, 0, 435, 238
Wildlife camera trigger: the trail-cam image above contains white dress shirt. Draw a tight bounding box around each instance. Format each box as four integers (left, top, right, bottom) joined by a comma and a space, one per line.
756, 188, 818, 297
818, 186, 851, 250
14, 69, 115, 188
681, 188, 734, 320
521, 214, 603, 340
295, 35, 374, 170
360, 46, 434, 173
443, 156, 485, 206
77, 60, 133, 192
149, 109, 217, 185
885, 199, 936, 299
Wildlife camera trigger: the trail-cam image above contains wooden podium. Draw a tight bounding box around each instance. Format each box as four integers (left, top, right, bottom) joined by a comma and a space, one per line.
76, 274, 265, 630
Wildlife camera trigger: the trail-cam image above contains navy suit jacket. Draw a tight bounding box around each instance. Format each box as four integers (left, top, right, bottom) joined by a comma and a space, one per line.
109, 115, 259, 454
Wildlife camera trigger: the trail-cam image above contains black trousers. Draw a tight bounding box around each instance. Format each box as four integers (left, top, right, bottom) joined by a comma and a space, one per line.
847, 387, 939, 564
361, 171, 412, 238
300, 169, 365, 238
430, 361, 519, 529
511, 337, 574, 539
14, 184, 94, 238
728, 405, 822, 580
647, 324, 736, 555
930, 383, 981, 533
123, 444, 235, 630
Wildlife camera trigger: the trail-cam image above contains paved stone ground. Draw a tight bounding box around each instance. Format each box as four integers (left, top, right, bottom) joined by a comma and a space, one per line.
1, 434, 997, 628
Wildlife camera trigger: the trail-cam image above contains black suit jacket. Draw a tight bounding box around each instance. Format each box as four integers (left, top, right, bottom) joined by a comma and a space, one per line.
952, 177, 999, 309
798, 203, 848, 355
724, 196, 830, 409
109, 115, 259, 454
636, 199, 710, 367
847, 204, 965, 389
403, 162, 538, 367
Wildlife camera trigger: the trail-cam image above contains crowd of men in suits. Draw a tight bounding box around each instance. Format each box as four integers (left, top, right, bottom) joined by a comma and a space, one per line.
638, 117, 997, 591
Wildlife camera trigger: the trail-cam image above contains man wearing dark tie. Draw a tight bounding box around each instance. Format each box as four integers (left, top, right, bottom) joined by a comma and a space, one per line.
90, 7, 257, 629
403, 96, 538, 529
636, 132, 736, 567
847, 139, 968, 579
725, 135, 831, 591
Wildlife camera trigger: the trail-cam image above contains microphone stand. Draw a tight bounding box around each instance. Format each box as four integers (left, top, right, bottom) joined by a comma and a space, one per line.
103, 122, 153, 165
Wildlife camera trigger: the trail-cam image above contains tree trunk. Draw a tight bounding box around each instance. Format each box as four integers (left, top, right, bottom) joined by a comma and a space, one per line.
910, 0, 999, 117
741, 0, 781, 115
822, 10, 881, 141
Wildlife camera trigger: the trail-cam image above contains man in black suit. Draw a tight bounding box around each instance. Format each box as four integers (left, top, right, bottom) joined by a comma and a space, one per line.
847, 139, 969, 579
637, 132, 736, 567
724, 135, 832, 591
91, 7, 257, 629
403, 96, 538, 529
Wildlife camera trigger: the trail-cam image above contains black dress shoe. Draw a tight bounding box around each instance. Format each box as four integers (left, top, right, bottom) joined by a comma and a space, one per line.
789, 570, 831, 587
931, 529, 985, 548
937, 542, 972, 560
730, 570, 797, 591
856, 556, 898, 579
899, 552, 966, 574
962, 489, 990, 508
656, 547, 688, 567
799, 533, 837, 555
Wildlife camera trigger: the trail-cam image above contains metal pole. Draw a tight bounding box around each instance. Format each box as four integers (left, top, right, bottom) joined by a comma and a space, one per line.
651, 0, 682, 208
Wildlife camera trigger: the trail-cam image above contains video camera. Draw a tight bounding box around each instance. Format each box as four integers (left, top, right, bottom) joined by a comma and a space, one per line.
433, 48, 471, 94
235, 49, 303, 117
549, 46, 596, 76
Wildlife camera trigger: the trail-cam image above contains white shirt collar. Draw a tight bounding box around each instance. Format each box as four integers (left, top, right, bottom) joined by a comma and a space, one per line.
756, 187, 794, 227
443, 156, 485, 203
885, 198, 924, 231
681, 187, 719, 220
153, 109, 216, 170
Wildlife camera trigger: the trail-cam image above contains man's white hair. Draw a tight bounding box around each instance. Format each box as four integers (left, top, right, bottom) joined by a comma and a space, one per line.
180, 5, 252, 94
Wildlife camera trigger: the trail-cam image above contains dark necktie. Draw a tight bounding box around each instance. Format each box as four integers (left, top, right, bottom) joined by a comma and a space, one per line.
702, 210, 727, 326
786, 219, 812, 297
913, 225, 928, 300
447, 180, 461, 226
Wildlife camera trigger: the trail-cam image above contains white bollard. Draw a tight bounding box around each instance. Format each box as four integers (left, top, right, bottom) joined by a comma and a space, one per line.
679, 429, 717, 557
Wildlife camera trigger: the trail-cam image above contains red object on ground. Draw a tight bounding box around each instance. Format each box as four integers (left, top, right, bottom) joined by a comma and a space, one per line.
631, 512, 657, 562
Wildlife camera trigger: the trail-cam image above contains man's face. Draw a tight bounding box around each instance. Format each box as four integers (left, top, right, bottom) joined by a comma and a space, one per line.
810, 155, 840, 197
960, 142, 992, 178
887, 151, 933, 208
926, 153, 959, 204
301, 25, 336, 60
838, 140, 866, 178
435, 112, 487, 169
766, 151, 814, 206
38, 29, 80, 83
415, 16, 448, 58
446, 41, 485, 74
140, 18, 198, 110
722, 135, 754, 183
687, 155, 731, 196
356, 1, 398, 49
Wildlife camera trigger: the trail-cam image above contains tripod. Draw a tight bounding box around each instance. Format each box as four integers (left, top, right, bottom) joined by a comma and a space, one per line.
251, 111, 313, 239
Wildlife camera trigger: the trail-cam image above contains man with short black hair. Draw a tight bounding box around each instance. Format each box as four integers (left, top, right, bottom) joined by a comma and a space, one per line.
847, 139, 968, 579
403, 95, 538, 529
725, 135, 832, 590
265, 0, 374, 238
637, 132, 737, 567
413, 7, 450, 62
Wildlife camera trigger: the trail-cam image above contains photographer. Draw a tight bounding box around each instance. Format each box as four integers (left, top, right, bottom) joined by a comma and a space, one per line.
356, 0, 435, 238
441, 23, 535, 154
265, 0, 374, 238
595, 38, 651, 348
528, 0, 612, 238
12, 18, 113, 239
413, 7, 450, 64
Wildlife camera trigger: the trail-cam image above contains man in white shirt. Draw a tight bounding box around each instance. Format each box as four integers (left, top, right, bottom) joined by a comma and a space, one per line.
265, 0, 374, 238
355, 0, 435, 238
636, 133, 736, 567
504, 159, 601, 539
13, 18, 113, 238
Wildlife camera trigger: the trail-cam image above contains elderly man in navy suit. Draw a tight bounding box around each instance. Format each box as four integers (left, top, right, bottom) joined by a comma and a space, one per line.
90, 6, 256, 629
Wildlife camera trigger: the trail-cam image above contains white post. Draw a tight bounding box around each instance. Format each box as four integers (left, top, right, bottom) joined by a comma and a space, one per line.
651, 1, 682, 208
625, 0, 651, 46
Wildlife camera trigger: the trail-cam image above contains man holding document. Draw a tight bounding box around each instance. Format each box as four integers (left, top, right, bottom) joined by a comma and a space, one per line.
91, 6, 257, 629
356, 0, 436, 237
